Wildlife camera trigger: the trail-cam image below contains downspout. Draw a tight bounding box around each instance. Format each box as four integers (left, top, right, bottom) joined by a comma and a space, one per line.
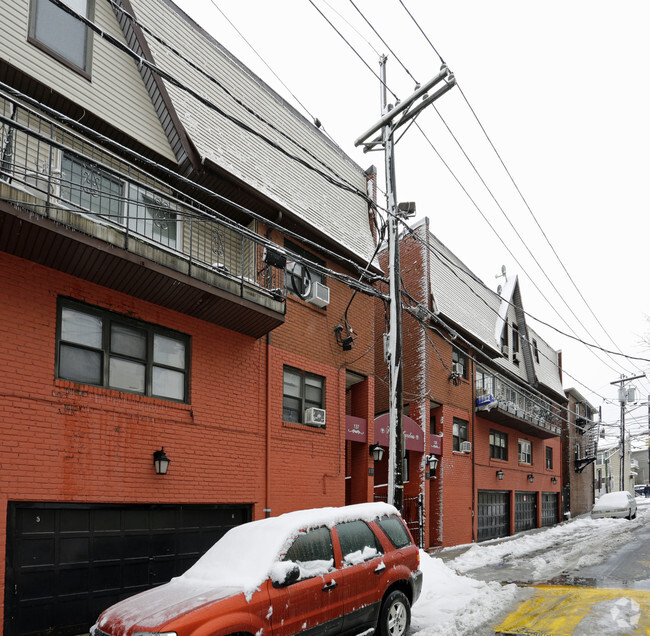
471, 356, 476, 543
265, 332, 272, 518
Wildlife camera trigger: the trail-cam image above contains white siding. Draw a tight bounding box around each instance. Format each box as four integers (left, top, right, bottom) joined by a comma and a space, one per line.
130, 0, 376, 264
2, 0, 176, 163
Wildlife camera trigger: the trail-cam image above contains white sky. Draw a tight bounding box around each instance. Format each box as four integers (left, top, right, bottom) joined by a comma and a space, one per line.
170, 0, 650, 438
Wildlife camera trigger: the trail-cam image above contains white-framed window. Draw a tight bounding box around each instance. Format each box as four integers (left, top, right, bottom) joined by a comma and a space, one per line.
59, 153, 179, 250
518, 439, 532, 464
56, 298, 190, 402
29, 0, 94, 76
453, 417, 469, 452
452, 348, 468, 379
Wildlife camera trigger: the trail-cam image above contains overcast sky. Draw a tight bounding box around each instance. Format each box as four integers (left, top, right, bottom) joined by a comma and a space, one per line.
170, 0, 650, 441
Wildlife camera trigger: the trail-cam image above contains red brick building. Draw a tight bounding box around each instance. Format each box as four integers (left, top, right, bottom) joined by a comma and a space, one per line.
375, 219, 566, 548
0, 1, 380, 633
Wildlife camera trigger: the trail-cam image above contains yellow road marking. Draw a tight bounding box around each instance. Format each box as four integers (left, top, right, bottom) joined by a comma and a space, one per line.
494, 585, 650, 635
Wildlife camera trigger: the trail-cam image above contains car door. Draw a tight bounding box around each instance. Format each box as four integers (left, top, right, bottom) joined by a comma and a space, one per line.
333, 519, 388, 633
268, 525, 344, 636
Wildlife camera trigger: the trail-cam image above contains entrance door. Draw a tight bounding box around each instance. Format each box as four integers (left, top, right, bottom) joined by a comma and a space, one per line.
5, 502, 250, 636
477, 491, 509, 542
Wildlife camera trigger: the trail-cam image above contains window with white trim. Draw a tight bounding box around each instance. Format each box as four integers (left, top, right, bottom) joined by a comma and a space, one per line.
29, 0, 94, 76
56, 299, 189, 402
453, 417, 468, 452
518, 439, 532, 464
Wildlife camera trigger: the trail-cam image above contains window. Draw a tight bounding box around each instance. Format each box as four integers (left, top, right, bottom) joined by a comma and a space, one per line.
546, 447, 553, 470
532, 339, 539, 363
57, 299, 189, 401
283, 367, 325, 425
336, 520, 383, 566
518, 439, 532, 464
489, 430, 508, 461
476, 367, 494, 397
501, 319, 509, 355
60, 156, 178, 249
284, 240, 324, 300
283, 527, 334, 580
453, 417, 468, 452
512, 324, 520, 362
29, 0, 94, 75
452, 348, 468, 379
376, 515, 411, 549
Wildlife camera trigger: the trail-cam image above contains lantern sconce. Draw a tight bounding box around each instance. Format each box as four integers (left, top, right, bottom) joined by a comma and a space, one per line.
153, 447, 170, 475
527, 473, 535, 483
426, 454, 439, 478
551, 476, 558, 485
496, 469, 504, 481
369, 444, 385, 462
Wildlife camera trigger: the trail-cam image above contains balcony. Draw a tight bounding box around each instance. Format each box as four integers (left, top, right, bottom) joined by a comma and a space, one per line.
0, 92, 285, 338
476, 370, 561, 438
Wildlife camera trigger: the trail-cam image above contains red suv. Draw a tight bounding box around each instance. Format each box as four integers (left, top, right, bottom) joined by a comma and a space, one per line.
90, 502, 422, 636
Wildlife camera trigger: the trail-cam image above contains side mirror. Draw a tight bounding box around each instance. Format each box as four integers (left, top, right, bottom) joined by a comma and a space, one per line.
271, 562, 301, 588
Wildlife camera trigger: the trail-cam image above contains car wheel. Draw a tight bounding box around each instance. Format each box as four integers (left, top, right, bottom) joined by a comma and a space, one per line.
378, 590, 411, 636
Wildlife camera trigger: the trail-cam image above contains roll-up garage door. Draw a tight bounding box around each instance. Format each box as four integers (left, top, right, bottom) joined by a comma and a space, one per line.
477, 490, 510, 542
541, 492, 559, 527
515, 491, 537, 532
5, 502, 250, 636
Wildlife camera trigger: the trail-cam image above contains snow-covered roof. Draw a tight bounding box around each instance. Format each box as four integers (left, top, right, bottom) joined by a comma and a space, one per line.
127, 0, 377, 264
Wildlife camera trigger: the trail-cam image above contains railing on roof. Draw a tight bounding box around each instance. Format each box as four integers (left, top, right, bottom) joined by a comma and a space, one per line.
476, 367, 562, 435
0, 92, 286, 303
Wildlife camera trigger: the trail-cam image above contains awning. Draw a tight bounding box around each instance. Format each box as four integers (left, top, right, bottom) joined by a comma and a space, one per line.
374, 414, 424, 452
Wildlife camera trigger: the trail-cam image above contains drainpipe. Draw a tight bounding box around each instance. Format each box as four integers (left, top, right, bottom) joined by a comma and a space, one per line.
264, 332, 272, 518
471, 357, 476, 543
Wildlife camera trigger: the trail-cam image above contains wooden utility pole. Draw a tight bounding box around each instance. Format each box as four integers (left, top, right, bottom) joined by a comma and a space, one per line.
355, 60, 455, 508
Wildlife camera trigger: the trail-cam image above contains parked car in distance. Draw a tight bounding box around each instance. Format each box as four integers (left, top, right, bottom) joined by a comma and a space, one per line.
90, 502, 422, 636
591, 491, 637, 520
634, 485, 645, 497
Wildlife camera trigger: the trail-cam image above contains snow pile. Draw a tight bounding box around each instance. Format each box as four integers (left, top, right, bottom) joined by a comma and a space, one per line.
574, 597, 641, 635
411, 551, 520, 635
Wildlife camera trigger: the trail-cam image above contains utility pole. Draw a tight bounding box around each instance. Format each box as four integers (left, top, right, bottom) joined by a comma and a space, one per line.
355, 60, 455, 508
611, 373, 646, 492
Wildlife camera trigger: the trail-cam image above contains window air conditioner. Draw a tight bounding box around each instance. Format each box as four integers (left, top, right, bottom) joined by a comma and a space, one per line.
308, 281, 330, 308
305, 407, 326, 427
452, 362, 462, 375
460, 441, 472, 453
502, 345, 510, 357
519, 452, 528, 463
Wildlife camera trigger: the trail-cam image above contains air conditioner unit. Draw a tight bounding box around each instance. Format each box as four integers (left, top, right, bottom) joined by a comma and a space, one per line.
502, 345, 510, 357
452, 362, 462, 375
460, 441, 472, 453
512, 353, 519, 363
308, 281, 330, 308
305, 407, 326, 427
519, 453, 528, 463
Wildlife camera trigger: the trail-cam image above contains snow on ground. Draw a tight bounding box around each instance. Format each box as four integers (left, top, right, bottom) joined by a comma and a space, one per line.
410, 497, 650, 635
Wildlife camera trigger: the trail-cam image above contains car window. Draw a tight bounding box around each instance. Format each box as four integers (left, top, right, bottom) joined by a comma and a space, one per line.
283, 526, 334, 580
376, 514, 412, 549
336, 520, 383, 566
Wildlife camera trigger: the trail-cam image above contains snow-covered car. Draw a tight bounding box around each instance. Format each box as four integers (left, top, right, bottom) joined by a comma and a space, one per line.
591, 491, 637, 520
90, 502, 422, 636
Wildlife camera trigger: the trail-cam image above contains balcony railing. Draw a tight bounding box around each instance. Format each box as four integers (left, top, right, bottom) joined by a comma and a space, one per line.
0, 91, 286, 325
476, 369, 562, 436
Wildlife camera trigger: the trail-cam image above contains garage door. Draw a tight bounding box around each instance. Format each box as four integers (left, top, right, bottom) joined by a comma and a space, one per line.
477, 491, 509, 542
541, 492, 559, 527
5, 502, 251, 636
515, 491, 537, 532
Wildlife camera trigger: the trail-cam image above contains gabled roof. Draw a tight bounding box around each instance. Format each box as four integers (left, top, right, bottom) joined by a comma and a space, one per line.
413, 218, 564, 398
122, 0, 377, 264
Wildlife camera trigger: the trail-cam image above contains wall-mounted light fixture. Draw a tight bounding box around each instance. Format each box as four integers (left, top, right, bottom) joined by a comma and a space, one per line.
369, 444, 385, 462
496, 469, 504, 480
426, 454, 439, 477
551, 476, 558, 485
153, 447, 170, 475
527, 473, 535, 483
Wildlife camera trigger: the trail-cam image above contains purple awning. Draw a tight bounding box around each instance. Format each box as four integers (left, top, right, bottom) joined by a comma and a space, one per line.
374, 414, 424, 452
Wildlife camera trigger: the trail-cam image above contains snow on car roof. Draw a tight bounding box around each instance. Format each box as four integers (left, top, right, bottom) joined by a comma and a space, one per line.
179, 502, 398, 596
593, 491, 631, 508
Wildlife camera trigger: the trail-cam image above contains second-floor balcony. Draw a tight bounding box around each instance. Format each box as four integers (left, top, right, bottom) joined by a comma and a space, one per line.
476, 368, 562, 438
0, 91, 286, 338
